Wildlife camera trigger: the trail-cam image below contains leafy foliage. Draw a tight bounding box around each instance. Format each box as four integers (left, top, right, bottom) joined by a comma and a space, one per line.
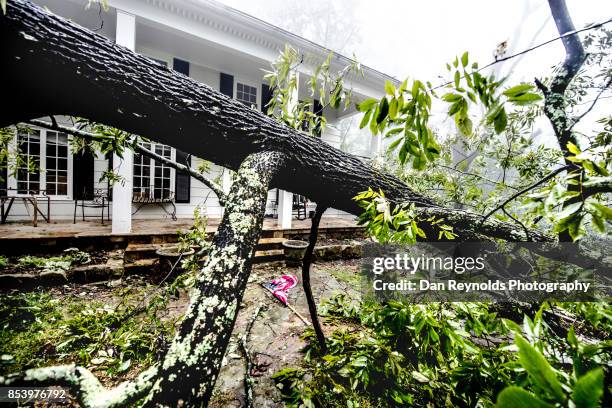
273, 296, 611, 407
264, 45, 361, 136
0, 283, 179, 378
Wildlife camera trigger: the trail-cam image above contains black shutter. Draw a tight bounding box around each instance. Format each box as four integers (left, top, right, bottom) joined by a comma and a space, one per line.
0, 139, 7, 193
261, 83, 272, 114
173, 58, 189, 76
313, 99, 324, 137
0, 163, 6, 194
106, 152, 113, 200
175, 150, 191, 203
73, 151, 95, 199
220, 73, 234, 98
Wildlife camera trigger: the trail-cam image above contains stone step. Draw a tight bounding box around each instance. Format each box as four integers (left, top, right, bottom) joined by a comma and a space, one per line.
125, 237, 287, 262
123, 258, 157, 275
124, 243, 176, 263
253, 249, 284, 263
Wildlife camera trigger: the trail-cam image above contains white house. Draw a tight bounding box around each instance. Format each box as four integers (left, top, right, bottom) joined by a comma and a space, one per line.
1, 0, 397, 233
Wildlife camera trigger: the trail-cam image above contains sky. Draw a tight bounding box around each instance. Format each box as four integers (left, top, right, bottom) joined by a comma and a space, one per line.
216, 0, 611, 143
216, 0, 611, 84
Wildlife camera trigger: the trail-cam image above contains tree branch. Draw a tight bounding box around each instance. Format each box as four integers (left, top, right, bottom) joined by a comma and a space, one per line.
0, 0, 564, 244
1, 151, 283, 406
240, 304, 264, 408
0, 364, 157, 408
570, 77, 612, 128
27, 119, 226, 204
479, 164, 575, 227
141, 151, 284, 406
301, 204, 328, 354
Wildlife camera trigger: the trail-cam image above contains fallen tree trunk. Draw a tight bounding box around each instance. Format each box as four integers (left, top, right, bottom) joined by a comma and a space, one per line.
0, 150, 283, 407
0, 0, 541, 243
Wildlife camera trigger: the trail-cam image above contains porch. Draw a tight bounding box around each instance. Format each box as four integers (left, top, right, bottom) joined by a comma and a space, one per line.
0, 216, 364, 255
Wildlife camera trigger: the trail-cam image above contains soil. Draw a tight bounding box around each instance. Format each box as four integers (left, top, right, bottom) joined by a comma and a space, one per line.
3, 258, 363, 407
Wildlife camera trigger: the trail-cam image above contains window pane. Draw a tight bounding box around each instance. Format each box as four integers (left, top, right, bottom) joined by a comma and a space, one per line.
16, 130, 41, 194
46, 130, 69, 196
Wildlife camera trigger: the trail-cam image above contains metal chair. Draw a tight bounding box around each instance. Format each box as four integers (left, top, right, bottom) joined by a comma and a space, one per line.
74, 188, 110, 224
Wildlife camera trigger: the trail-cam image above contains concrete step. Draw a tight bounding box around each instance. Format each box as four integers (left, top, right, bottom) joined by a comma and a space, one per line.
256, 237, 286, 250
124, 243, 176, 263
253, 249, 284, 263
123, 258, 157, 275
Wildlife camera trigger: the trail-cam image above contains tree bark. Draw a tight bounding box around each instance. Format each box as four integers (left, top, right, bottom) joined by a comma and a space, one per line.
142, 151, 283, 406
0, 0, 545, 244
536, 0, 587, 241
301, 204, 328, 354
0, 150, 283, 407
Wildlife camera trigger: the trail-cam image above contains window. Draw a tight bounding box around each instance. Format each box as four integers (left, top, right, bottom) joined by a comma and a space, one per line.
153, 144, 172, 199
16, 130, 41, 194
236, 82, 257, 108
45, 131, 69, 195
133, 143, 174, 199
14, 128, 70, 196
133, 142, 151, 198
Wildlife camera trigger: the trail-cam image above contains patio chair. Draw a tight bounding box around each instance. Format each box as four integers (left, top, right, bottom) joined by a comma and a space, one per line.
293, 194, 307, 220
74, 188, 110, 224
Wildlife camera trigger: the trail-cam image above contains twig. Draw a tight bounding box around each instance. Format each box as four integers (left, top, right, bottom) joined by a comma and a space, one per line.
26, 119, 226, 204
240, 304, 264, 408
437, 164, 518, 190
571, 77, 612, 128
260, 284, 310, 326
479, 164, 574, 227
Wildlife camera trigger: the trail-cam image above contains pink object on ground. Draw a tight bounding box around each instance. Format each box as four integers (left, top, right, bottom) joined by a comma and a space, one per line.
263, 274, 298, 305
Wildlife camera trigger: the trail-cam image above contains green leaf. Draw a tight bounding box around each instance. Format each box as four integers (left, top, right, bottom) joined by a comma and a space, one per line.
359, 110, 372, 129
1, 0, 6, 15
515, 335, 565, 402
454, 71, 461, 88
588, 202, 612, 220
357, 98, 378, 112
508, 92, 542, 106
385, 127, 403, 137
389, 98, 398, 119
385, 80, 396, 95
387, 137, 403, 152
411, 371, 429, 383
566, 142, 581, 155
376, 98, 389, 124
496, 387, 554, 408
502, 83, 534, 97
398, 143, 408, 164
461, 52, 469, 67
442, 93, 462, 102
572, 368, 604, 408
494, 106, 508, 134
412, 152, 427, 170
455, 115, 473, 137
556, 202, 583, 220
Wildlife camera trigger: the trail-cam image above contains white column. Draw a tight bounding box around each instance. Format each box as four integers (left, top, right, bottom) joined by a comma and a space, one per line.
370, 132, 382, 158
276, 72, 301, 228
277, 190, 293, 229
111, 10, 136, 234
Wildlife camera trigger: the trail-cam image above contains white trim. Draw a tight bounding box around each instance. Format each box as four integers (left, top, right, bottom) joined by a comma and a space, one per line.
234, 78, 259, 110
8, 127, 73, 199
132, 142, 176, 198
